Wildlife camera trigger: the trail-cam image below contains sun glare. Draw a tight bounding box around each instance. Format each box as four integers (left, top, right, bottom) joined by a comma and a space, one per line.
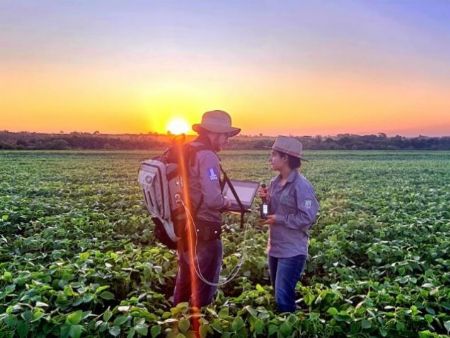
167, 117, 190, 135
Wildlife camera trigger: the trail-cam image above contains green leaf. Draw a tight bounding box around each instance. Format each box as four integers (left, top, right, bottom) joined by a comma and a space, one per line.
178, 318, 190, 333
127, 328, 136, 338
244, 305, 258, 317
444, 321, 450, 334
66, 310, 83, 325
31, 308, 45, 323
255, 319, 264, 334
16, 320, 29, 338
20, 310, 32, 322
3, 271, 12, 282
95, 285, 110, 294
134, 323, 148, 336
304, 292, 314, 306
200, 323, 209, 338
4, 284, 15, 294
68, 325, 83, 338
4, 314, 17, 328
218, 307, 229, 318
424, 314, 433, 324
268, 324, 278, 336
231, 316, 244, 332
379, 327, 388, 337
419, 330, 435, 338
327, 307, 338, 316
425, 307, 435, 315
64, 285, 76, 297
396, 321, 406, 332
151, 325, 161, 338
103, 308, 113, 322
361, 319, 371, 329
60, 324, 71, 338
280, 321, 292, 336
79, 252, 90, 261
83, 293, 94, 303
109, 326, 121, 337
113, 315, 129, 326
99, 291, 115, 300
171, 302, 188, 315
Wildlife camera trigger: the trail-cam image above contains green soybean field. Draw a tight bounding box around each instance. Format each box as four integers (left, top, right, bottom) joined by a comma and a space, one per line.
0, 150, 449, 338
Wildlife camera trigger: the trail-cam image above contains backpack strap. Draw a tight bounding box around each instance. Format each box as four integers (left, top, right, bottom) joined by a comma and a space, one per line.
183, 142, 210, 218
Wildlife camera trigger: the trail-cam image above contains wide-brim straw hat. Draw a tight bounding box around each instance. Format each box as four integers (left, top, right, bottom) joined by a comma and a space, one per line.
192, 110, 241, 137
271, 135, 307, 160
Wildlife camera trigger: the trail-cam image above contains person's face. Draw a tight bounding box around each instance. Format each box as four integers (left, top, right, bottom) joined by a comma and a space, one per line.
209, 132, 230, 152
269, 150, 288, 171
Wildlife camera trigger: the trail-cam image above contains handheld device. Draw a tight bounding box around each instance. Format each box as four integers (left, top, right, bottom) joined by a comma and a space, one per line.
260, 183, 269, 219
222, 179, 260, 212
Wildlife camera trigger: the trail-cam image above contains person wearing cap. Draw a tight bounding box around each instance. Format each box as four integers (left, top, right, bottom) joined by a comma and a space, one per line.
259, 136, 319, 312
173, 110, 240, 308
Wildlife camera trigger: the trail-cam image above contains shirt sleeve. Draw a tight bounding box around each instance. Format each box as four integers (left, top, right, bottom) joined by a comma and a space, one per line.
275, 182, 319, 232
197, 150, 225, 210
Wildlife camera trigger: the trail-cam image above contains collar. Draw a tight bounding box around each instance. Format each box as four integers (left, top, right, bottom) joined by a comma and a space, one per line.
287, 170, 299, 183
274, 169, 298, 185
193, 135, 215, 151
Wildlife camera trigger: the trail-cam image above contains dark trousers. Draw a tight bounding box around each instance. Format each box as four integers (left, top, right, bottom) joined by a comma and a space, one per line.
173, 239, 223, 307
268, 254, 307, 312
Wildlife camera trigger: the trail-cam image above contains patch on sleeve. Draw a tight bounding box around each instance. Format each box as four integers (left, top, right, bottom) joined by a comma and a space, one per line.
208, 167, 218, 181
304, 199, 312, 209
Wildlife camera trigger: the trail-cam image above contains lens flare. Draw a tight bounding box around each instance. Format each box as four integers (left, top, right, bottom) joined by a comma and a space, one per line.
174, 139, 201, 332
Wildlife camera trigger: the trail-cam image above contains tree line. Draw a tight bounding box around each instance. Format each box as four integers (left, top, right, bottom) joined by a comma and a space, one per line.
1, 131, 450, 150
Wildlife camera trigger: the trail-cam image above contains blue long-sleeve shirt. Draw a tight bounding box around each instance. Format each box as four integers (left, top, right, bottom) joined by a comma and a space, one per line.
268, 170, 319, 257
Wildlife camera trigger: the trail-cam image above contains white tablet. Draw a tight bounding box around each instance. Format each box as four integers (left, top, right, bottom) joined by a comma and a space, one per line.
222, 179, 260, 212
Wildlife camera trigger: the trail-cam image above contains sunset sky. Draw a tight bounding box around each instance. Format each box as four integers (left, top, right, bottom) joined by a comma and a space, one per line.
1, 1, 450, 136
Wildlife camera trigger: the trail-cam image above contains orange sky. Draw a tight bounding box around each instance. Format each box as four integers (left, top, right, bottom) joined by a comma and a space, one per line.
1, 2, 450, 136
2, 62, 449, 136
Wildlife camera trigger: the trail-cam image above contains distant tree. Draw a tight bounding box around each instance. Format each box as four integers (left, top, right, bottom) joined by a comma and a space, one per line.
16, 139, 28, 147
0, 142, 15, 149
46, 139, 70, 150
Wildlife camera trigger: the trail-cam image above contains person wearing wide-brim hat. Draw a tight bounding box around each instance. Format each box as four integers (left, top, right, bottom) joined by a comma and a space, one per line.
173, 110, 239, 309
192, 109, 241, 145
259, 135, 319, 313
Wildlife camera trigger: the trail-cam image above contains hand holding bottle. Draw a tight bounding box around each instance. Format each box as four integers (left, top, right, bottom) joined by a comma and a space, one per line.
259, 183, 269, 219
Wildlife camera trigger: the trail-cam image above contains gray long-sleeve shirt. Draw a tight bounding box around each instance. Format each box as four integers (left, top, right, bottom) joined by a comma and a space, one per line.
188, 140, 225, 224
268, 170, 319, 257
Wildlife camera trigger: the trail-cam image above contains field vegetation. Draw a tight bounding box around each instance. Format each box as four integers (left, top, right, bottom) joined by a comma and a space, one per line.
0, 150, 449, 337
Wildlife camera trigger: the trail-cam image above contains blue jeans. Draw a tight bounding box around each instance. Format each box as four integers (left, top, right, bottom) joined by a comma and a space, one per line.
173, 239, 223, 307
268, 254, 307, 312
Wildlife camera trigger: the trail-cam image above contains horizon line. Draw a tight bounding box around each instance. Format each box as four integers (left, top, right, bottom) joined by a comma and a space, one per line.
2, 129, 450, 139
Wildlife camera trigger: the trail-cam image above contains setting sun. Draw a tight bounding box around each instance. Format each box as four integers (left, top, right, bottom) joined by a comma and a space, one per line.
166, 117, 190, 135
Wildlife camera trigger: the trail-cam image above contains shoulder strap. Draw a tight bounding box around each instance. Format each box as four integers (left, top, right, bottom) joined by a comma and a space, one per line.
220, 165, 244, 211
183, 142, 211, 217
184, 142, 212, 167
220, 165, 246, 229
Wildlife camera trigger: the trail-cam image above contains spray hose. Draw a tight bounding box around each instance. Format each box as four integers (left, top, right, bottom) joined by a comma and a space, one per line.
181, 200, 249, 287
